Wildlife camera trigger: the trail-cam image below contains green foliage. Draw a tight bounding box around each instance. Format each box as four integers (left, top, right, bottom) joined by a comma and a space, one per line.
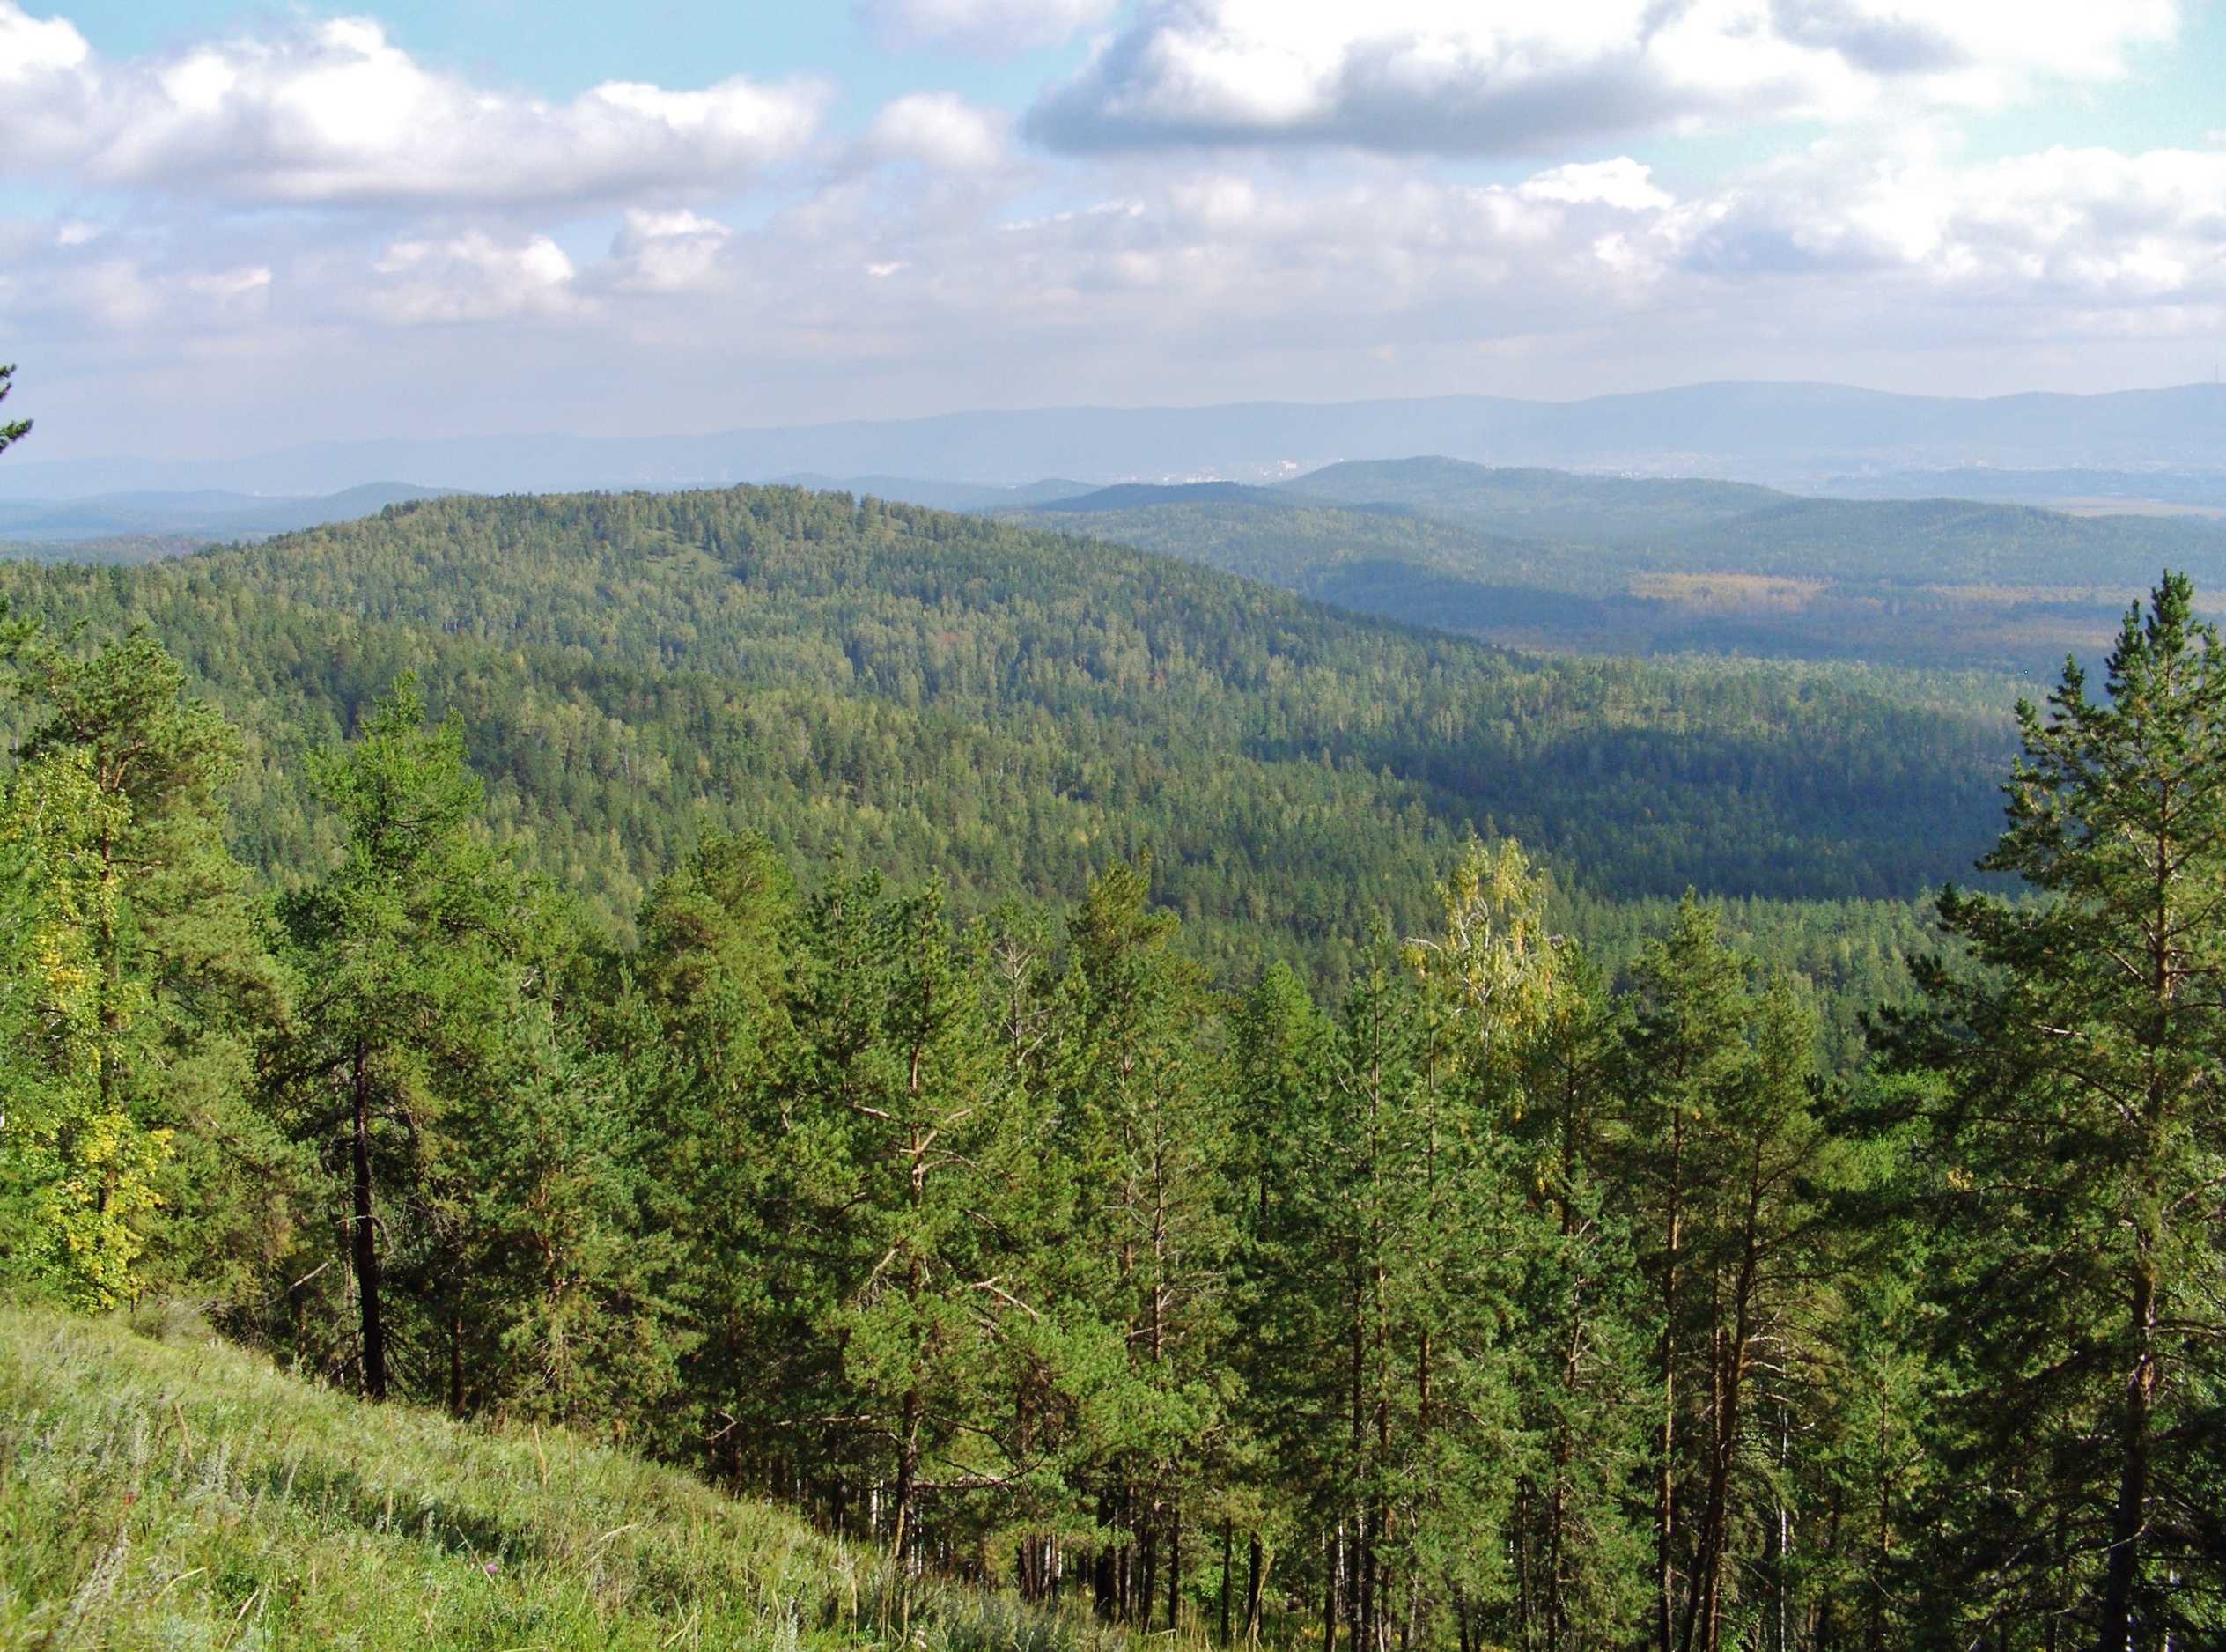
0, 363, 27, 455
0, 621, 280, 1311
1282, 459, 1782, 542
1281, 455, 2226, 588
0, 486, 2009, 1007
261, 675, 676, 1426
1873, 573, 2226, 1648
1022, 461, 2226, 674
9, 488, 2225, 1648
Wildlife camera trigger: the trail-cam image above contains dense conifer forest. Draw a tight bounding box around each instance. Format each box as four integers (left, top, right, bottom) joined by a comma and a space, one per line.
3, 483, 2222, 1648
0, 487, 2009, 998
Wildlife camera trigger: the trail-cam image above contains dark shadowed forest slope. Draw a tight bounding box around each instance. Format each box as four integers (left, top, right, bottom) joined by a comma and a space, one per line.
0, 486, 2004, 996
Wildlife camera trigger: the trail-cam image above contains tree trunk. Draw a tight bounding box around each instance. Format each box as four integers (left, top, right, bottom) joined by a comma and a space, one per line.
1095, 1510, 1117, 1620
1656, 1110, 1685, 1652
1168, 1507, 1182, 1630
1140, 1512, 1158, 1628
1682, 1267, 1753, 1652
1322, 1536, 1337, 1652
1220, 1520, 1234, 1645
889, 1386, 922, 1569
350, 1041, 387, 1402
1246, 1534, 1264, 1644
448, 1312, 464, 1417
2096, 1246, 2156, 1652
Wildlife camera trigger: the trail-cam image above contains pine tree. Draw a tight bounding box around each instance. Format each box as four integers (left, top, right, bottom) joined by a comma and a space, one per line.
1880, 574, 2226, 1647
266, 675, 534, 1402
0, 364, 27, 455
1501, 948, 1655, 1651
1053, 859, 1234, 1626
617, 830, 801, 1468
1228, 962, 1341, 1641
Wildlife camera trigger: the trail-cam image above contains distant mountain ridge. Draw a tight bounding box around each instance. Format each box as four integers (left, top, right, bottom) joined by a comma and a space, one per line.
0, 482, 453, 542
1007, 455, 2226, 675
1282, 458, 1786, 539
8, 381, 2226, 503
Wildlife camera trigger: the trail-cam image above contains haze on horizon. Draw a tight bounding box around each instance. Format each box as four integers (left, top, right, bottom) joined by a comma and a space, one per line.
3, 0, 2223, 463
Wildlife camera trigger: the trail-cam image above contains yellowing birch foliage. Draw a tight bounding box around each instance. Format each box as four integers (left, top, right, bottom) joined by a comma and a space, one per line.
0, 749, 171, 1306
1407, 838, 1563, 1066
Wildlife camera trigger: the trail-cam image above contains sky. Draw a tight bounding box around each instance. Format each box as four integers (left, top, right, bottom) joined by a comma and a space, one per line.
4, 0, 2226, 460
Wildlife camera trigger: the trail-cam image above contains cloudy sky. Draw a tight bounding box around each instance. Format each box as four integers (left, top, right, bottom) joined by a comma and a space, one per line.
3, 0, 2223, 459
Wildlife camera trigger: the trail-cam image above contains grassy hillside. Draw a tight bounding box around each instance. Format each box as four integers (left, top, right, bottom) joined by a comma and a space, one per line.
0, 1302, 1104, 1650
0, 487, 2008, 1000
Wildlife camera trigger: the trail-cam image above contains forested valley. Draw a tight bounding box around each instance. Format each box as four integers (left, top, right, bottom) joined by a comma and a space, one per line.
3, 484, 2222, 1649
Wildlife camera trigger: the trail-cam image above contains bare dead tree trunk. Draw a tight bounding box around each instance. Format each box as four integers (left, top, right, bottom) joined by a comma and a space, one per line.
889, 1386, 922, 1569
1221, 1520, 1235, 1645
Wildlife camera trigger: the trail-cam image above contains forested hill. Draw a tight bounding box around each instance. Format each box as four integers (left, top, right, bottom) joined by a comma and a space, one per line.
1013, 464, 2226, 672
0, 485, 2002, 987
1279, 455, 2226, 584
13, 490, 2216, 1645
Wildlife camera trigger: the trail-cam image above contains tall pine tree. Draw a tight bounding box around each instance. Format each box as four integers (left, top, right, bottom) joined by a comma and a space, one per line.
1881, 574, 2226, 1647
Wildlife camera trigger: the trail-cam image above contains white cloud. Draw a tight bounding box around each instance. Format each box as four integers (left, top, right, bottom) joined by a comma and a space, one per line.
1692, 141, 2226, 298
371, 232, 578, 322
2, 1, 2223, 447
1026, 0, 2178, 153
862, 92, 1012, 171
857, 0, 1118, 56
1519, 158, 1672, 212
0, 4, 826, 205
184, 263, 272, 303
603, 209, 734, 292
0, 235, 274, 329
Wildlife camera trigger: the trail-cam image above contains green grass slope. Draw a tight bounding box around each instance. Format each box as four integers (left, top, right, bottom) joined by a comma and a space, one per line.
0, 1302, 1095, 1651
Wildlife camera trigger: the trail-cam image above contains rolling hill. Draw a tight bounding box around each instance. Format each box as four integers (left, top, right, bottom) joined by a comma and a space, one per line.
1006, 460, 2226, 673
0, 483, 2006, 1009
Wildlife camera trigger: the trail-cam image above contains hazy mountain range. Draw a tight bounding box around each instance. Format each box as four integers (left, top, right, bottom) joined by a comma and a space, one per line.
5, 382, 2224, 510
0, 483, 450, 542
